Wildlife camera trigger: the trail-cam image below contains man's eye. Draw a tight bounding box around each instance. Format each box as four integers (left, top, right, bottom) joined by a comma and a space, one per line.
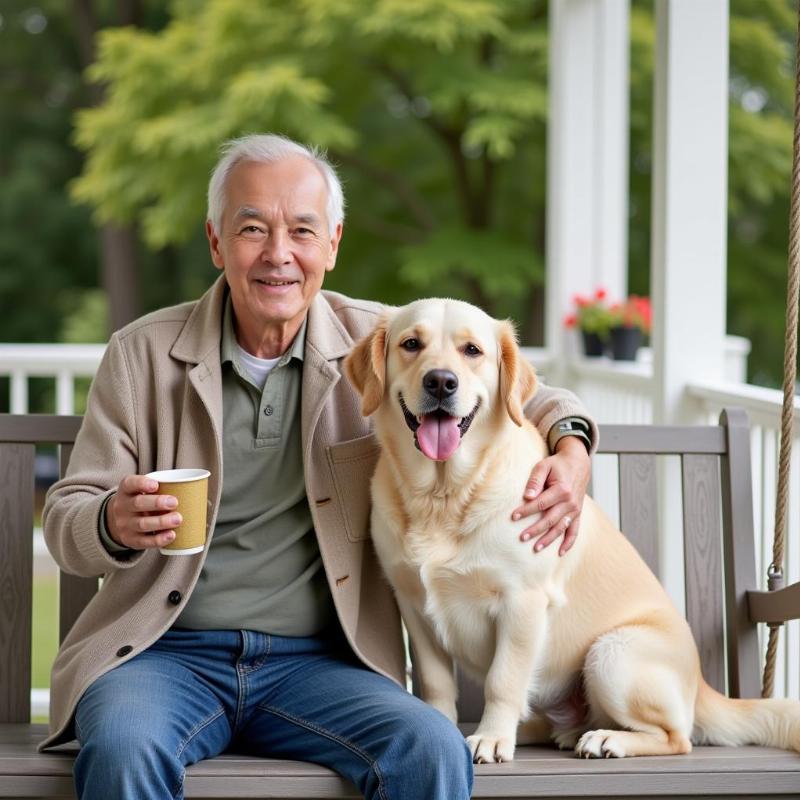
401, 338, 421, 352
241, 226, 263, 235
464, 343, 482, 357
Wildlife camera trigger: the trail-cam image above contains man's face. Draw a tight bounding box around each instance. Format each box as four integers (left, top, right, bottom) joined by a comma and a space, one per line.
207, 157, 342, 343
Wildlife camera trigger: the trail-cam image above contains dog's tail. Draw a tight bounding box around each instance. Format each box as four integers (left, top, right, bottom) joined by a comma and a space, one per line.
693, 680, 800, 751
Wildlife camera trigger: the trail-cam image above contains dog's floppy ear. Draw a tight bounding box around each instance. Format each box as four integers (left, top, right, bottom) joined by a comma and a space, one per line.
344, 315, 390, 417
498, 320, 537, 426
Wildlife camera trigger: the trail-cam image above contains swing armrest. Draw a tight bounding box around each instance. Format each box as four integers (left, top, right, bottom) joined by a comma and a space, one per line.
748, 581, 800, 624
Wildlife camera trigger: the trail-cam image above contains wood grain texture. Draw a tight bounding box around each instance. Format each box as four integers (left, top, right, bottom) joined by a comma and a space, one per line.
56, 442, 98, 644
0, 415, 81, 444
719, 408, 762, 698
618, 453, 659, 574
0, 444, 34, 724
1, 726, 799, 799
682, 454, 725, 692
599, 425, 726, 455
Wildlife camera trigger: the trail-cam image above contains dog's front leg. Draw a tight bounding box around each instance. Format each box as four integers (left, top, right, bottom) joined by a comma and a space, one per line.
467, 589, 548, 763
397, 596, 459, 724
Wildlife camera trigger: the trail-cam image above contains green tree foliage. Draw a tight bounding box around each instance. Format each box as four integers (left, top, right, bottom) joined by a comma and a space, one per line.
72, 0, 549, 333
0, 0, 189, 358
3, 0, 798, 385
0, 1, 98, 343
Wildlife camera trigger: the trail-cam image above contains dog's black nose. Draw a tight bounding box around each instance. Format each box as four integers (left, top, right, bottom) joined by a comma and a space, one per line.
423, 369, 459, 400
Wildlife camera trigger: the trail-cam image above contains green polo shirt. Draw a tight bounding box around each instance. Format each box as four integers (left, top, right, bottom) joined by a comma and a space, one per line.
174, 298, 335, 635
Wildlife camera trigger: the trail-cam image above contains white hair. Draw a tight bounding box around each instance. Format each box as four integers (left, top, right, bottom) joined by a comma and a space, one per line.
206, 133, 345, 236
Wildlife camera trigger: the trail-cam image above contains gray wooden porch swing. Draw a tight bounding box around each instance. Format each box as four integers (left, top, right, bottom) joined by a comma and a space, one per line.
2, 409, 800, 798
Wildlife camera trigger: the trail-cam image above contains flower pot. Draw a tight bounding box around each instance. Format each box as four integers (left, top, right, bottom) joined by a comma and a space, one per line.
609, 325, 643, 361
581, 331, 606, 357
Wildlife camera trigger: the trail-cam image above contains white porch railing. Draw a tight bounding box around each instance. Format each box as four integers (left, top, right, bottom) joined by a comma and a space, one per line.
3, 340, 797, 709
0, 343, 106, 414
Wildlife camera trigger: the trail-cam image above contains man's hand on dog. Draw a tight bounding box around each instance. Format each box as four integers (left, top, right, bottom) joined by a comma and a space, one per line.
511, 436, 590, 557
105, 476, 181, 550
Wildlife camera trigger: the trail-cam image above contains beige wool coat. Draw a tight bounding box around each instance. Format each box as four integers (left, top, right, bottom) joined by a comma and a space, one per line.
41, 275, 596, 750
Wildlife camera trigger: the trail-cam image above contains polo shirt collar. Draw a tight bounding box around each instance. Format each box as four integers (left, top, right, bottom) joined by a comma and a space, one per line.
221, 294, 306, 368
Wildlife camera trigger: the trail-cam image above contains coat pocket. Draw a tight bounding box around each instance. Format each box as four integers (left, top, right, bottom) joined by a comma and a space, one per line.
327, 433, 381, 542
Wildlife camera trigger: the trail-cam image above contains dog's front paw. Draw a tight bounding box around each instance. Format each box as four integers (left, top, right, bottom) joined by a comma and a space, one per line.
575, 729, 627, 758
466, 731, 516, 763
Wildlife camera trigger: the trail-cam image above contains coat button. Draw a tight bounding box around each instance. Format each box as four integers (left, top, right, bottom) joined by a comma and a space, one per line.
116, 645, 133, 657
168, 590, 182, 605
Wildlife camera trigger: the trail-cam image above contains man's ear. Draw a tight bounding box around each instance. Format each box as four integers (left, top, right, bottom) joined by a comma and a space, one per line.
344, 316, 390, 417
498, 320, 537, 426
206, 220, 224, 271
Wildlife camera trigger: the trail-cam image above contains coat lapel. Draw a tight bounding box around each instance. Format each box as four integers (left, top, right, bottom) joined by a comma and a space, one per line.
301, 292, 355, 462
169, 275, 227, 509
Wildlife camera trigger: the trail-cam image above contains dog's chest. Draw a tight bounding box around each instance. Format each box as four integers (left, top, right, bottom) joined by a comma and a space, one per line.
408, 523, 527, 619
398, 516, 565, 665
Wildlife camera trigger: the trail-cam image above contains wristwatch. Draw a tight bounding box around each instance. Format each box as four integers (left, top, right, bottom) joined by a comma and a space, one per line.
547, 417, 592, 454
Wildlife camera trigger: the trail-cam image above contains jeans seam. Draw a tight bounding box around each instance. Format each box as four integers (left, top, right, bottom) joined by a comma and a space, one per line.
240, 633, 271, 674
172, 706, 225, 798
174, 706, 226, 760
234, 632, 249, 730
172, 772, 185, 800
257, 703, 388, 800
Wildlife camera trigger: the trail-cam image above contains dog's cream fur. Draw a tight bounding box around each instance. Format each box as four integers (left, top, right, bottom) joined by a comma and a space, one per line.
344, 298, 800, 763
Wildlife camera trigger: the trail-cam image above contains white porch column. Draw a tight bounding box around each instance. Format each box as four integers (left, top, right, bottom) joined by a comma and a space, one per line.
650, 0, 729, 425
546, 0, 630, 366
650, 0, 729, 610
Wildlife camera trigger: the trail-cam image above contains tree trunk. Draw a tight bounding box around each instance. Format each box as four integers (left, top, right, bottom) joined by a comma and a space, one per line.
74, 0, 145, 333
100, 224, 141, 334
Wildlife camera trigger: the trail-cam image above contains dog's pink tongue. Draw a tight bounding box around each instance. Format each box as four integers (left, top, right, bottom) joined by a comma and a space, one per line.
417, 415, 461, 461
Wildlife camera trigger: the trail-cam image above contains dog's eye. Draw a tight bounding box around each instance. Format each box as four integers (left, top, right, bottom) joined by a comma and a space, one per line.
464, 343, 482, 357
401, 338, 421, 352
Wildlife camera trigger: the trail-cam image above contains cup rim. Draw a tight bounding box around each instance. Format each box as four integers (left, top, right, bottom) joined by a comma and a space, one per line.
145, 468, 211, 484
160, 544, 205, 555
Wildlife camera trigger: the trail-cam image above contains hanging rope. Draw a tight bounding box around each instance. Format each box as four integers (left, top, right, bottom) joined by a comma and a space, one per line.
762, 0, 800, 698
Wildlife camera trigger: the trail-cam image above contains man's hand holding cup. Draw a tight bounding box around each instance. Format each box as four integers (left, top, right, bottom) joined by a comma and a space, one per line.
106, 469, 209, 555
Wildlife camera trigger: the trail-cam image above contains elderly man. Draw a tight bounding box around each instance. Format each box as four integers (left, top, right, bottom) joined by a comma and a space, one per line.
42, 134, 597, 800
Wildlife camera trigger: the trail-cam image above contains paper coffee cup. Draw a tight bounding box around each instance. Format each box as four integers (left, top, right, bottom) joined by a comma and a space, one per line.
146, 468, 211, 555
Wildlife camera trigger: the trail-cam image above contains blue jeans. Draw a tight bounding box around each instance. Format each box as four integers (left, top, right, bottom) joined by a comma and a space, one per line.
73, 628, 472, 800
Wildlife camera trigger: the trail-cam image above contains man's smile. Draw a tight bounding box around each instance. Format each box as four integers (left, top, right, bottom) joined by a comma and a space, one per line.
253, 278, 300, 293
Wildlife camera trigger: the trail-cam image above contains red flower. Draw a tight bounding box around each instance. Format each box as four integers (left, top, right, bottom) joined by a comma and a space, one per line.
572, 293, 590, 308
565, 288, 613, 336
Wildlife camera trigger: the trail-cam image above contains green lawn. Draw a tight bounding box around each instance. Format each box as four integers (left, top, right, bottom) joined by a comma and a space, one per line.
32, 573, 59, 723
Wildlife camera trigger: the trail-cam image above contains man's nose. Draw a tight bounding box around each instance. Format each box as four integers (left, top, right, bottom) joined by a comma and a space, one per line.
261, 229, 291, 264
423, 369, 459, 401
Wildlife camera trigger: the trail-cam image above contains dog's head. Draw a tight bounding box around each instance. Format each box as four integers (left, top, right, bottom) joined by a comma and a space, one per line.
344, 299, 537, 461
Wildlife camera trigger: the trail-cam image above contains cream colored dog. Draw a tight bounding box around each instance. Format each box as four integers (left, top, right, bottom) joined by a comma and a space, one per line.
344, 297, 800, 763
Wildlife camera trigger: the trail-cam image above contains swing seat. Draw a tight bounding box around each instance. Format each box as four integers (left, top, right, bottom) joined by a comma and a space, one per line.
0, 410, 798, 799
